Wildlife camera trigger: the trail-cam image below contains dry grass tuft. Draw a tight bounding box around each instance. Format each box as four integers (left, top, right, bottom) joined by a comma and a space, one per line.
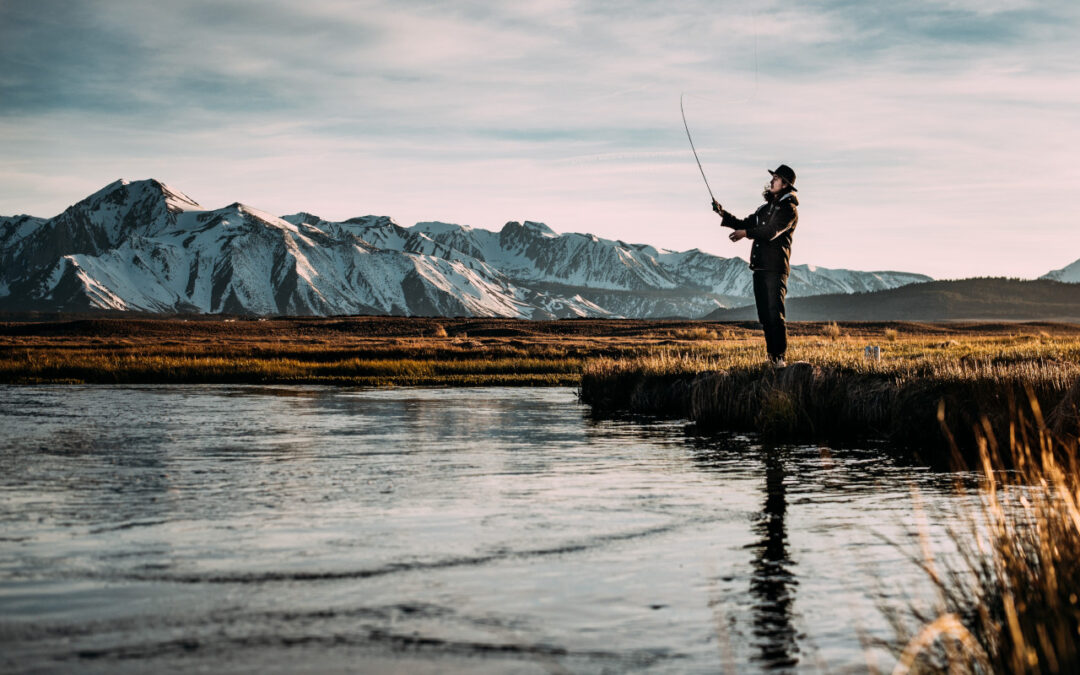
885, 328, 899, 342
823, 321, 843, 340
891, 399, 1080, 674
670, 326, 719, 341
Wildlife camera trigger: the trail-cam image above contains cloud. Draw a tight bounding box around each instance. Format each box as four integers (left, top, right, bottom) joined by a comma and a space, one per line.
2, 0, 1078, 278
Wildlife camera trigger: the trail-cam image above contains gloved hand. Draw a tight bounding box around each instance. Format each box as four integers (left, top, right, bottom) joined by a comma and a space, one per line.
711, 199, 722, 214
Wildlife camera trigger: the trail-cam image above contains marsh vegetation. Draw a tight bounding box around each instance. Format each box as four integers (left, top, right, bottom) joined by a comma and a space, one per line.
5, 316, 1079, 452
3, 317, 1077, 389
889, 401, 1080, 674
581, 326, 1080, 453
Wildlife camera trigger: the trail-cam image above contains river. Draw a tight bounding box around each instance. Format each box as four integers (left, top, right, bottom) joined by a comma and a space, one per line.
0, 385, 974, 673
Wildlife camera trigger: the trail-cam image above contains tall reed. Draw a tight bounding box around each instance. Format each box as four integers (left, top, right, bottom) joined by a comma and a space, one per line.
891, 398, 1080, 674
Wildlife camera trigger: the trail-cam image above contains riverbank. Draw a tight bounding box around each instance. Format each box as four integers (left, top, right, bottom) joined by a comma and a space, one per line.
581, 332, 1080, 455
3, 319, 1079, 450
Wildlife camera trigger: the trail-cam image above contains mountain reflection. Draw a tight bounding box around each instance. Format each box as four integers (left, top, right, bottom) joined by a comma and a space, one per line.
748, 447, 798, 670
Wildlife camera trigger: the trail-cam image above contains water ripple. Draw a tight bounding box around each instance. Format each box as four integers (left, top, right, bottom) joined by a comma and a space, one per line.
0, 385, 969, 674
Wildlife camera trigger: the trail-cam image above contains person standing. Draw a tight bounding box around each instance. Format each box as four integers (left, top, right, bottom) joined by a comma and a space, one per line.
712, 165, 799, 368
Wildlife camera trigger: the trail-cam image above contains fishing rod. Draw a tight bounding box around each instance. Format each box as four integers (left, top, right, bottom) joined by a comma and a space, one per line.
679, 93, 716, 204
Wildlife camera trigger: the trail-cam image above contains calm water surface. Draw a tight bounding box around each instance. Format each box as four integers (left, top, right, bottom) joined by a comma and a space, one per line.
0, 386, 970, 673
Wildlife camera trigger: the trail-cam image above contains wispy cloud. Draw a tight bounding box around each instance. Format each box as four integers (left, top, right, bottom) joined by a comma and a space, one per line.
2, 0, 1078, 277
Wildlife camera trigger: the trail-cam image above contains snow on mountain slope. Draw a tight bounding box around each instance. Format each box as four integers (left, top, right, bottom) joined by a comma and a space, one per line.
0, 215, 48, 295
786, 264, 932, 297
1, 214, 48, 250
654, 248, 753, 296
2, 179, 934, 318
1041, 258, 1080, 283
412, 221, 490, 262
412, 219, 931, 302
58, 178, 201, 247
493, 222, 681, 290
284, 213, 412, 251
415, 220, 680, 290
2, 179, 202, 297
51, 202, 541, 316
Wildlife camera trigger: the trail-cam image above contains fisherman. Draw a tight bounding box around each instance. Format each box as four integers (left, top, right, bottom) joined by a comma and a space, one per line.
712, 165, 799, 368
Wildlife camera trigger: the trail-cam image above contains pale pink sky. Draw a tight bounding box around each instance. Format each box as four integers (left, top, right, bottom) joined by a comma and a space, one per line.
2, 0, 1078, 278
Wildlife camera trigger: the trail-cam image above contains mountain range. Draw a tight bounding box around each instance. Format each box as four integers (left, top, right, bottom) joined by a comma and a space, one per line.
1, 178, 1067, 319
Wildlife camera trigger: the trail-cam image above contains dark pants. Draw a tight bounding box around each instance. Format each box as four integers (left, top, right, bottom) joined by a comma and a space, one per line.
753, 270, 788, 360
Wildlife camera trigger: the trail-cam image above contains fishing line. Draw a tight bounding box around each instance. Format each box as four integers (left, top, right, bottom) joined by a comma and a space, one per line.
680, 93, 716, 203
680, 9, 760, 202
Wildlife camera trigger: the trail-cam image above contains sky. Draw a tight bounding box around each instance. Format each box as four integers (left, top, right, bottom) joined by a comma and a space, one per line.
1, 0, 1078, 279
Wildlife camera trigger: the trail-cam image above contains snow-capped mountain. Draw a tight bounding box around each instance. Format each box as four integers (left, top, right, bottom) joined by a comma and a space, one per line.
407, 220, 927, 300
1041, 259, 1080, 283
0, 179, 931, 318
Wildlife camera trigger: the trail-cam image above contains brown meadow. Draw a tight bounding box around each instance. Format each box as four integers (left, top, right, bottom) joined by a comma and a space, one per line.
5, 316, 1078, 454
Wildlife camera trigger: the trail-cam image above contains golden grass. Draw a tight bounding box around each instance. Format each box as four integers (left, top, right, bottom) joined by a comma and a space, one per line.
580, 334, 1080, 385
0, 325, 677, 386
890, 400, 1080, 674
824, 321, 843, 340
580, 335, 1080, 452
669, 326, 720, 340
2, 319, 1078, 397
0, 348, 585, 386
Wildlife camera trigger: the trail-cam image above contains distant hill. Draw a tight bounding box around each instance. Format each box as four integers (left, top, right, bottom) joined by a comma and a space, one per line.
704, 278, 1080, 322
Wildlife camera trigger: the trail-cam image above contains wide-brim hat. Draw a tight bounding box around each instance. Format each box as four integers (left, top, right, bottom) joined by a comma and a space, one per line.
768, 164, 797, 191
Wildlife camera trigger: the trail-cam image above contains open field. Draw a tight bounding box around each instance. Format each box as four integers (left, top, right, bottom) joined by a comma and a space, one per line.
0, 316, 773, 387
2, 316, 1079, 388
2, 318, 1078, 387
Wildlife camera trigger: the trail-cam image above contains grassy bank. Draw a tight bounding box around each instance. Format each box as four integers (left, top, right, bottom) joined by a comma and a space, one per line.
4, 320, 1079, 447
581, 332, 1080, 453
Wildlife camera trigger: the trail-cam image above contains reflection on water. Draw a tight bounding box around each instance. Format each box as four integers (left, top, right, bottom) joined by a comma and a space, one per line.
749, 449, 797, 670
0, 385, 969, 673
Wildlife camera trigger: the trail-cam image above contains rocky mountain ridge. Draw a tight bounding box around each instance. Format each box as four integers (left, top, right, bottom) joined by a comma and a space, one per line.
1, 179, 935, 318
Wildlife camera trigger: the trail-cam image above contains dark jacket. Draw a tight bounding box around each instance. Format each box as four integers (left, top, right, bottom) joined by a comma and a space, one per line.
721, 191, 799, 274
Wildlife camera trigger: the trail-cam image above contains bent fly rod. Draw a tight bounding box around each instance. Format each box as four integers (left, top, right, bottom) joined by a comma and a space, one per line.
680, 93, 716, 204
